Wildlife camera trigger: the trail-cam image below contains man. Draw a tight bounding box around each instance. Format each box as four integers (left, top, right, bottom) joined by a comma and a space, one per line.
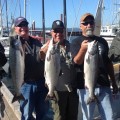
71, 13, 118, 120
9, 17, 49, 120
109, 31, 120, 64
0, 43, 7, 87
109, 31, 120, 89
40, 20, 78, 120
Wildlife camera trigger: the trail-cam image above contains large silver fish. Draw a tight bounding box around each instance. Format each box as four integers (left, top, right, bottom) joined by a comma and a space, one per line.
9, 36, 25, 103
44, 39, 60, 100
84, 40, 99, 104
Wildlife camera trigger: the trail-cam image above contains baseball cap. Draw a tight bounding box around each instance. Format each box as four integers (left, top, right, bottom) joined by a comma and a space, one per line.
52, 20, 65, 30
14, 17, 29, 26
80, 13, 94, 23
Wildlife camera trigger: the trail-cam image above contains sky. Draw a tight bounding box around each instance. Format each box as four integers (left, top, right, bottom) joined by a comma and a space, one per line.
1, 0, 120, 28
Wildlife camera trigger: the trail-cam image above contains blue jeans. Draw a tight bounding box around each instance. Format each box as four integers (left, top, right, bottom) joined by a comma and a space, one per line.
20, 80, 49, 120
77, 87, 114, 120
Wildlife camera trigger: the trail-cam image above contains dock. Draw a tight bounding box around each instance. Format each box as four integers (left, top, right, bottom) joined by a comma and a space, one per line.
0, 82, 21, 120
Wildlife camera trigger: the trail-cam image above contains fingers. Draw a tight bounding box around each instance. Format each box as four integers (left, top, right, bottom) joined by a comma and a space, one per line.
81, 40, 88, 52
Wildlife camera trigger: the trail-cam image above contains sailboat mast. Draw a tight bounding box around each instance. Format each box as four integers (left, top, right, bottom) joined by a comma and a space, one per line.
63, 0, 67, 39
6, 0, 9, 34
42, 0, 45, 44
24, 0, 26, 18
0, 0, 3, 37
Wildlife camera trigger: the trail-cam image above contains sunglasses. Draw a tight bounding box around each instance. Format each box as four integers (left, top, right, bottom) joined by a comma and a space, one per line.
17, 23, 28, 27
81, 21, 94, 26
53, 29, 64, 33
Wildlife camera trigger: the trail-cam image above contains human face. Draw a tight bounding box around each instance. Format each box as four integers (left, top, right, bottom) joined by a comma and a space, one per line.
51, 28, 64, 43
80, 19, 95, 37
14, 22, 29, 39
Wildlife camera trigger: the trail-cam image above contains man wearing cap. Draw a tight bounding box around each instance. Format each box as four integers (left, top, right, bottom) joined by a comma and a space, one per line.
71, 13, 118, 120
40, 20, 78, 120
9, 17, 49, 120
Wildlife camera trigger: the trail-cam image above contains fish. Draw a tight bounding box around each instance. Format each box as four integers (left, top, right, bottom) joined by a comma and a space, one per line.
44, 38, 61, 100
84, 40, 99, 104
9, 35, 25, 103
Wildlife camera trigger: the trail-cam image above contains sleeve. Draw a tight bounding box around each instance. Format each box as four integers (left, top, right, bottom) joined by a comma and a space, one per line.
103, 40, 111, 64
33, 38, 43, 61
0, 43, 7, 67
108, 36, 120, 63
70, 37, 82, 58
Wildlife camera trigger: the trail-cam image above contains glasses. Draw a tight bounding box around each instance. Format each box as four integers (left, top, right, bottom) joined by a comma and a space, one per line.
17, 23, 28, 27
53, 29, 64, 33
81, 21, 94, 26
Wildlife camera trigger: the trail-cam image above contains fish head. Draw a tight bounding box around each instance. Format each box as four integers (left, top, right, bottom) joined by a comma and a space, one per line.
10, 36, 21, 49
10, 36, 24, 56
50, 42, 60, 55
88, 40, 98, 56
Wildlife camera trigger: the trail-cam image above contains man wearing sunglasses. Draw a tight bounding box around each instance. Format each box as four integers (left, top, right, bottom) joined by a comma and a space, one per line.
71, 13, 118, 120
40, 20, 78, 120
9, 17, 49, 120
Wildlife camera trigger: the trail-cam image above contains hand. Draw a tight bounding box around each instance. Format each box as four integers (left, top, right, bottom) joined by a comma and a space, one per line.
112, 82, 118, 94
80, 40, 88, 52
41, 40, 50, 53
40, 40, 50, 60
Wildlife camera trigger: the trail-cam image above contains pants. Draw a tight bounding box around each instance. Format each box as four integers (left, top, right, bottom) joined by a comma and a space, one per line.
20, 80, 49, 120
51, 90, 79, 120
77, 87, 114, 120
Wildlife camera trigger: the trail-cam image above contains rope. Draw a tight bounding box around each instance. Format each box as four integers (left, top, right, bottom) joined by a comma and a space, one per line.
68, 0, 83, 41
13, 0, 19, 17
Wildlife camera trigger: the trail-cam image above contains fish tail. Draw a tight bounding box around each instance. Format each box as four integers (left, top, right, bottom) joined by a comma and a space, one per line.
86, 95, 99, 104
45, 93, 57, 102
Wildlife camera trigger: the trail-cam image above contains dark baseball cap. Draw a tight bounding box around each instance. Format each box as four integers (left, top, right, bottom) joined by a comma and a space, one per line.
14, 17, 29, 26
52, 20, 65, 30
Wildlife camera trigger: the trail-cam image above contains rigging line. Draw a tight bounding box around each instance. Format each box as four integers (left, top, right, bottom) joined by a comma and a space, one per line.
5, 0, 13, 16
6, 0, 14, 22
68, 0, 83, 41
19, 0, 21, 16
13, 0, 19, 17
1, 0, 5, 12
28, 0, 32, 28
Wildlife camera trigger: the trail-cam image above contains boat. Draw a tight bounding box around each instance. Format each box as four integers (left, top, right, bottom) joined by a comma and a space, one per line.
100, 0, 120, 45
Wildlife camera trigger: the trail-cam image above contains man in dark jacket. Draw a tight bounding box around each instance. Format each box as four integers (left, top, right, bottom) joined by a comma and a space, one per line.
109, 31, 120, 64
0, 43, 7, 87
109, 31, 120, 89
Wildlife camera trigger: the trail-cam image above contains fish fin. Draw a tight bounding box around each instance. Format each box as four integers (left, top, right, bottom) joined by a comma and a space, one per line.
46, 52, 51, 61
19, 47, 24, 56
11, 94, 25, 103
86, 95, 99, 104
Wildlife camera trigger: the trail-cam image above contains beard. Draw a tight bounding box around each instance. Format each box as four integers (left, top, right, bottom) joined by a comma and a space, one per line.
86, 28, 94, 37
